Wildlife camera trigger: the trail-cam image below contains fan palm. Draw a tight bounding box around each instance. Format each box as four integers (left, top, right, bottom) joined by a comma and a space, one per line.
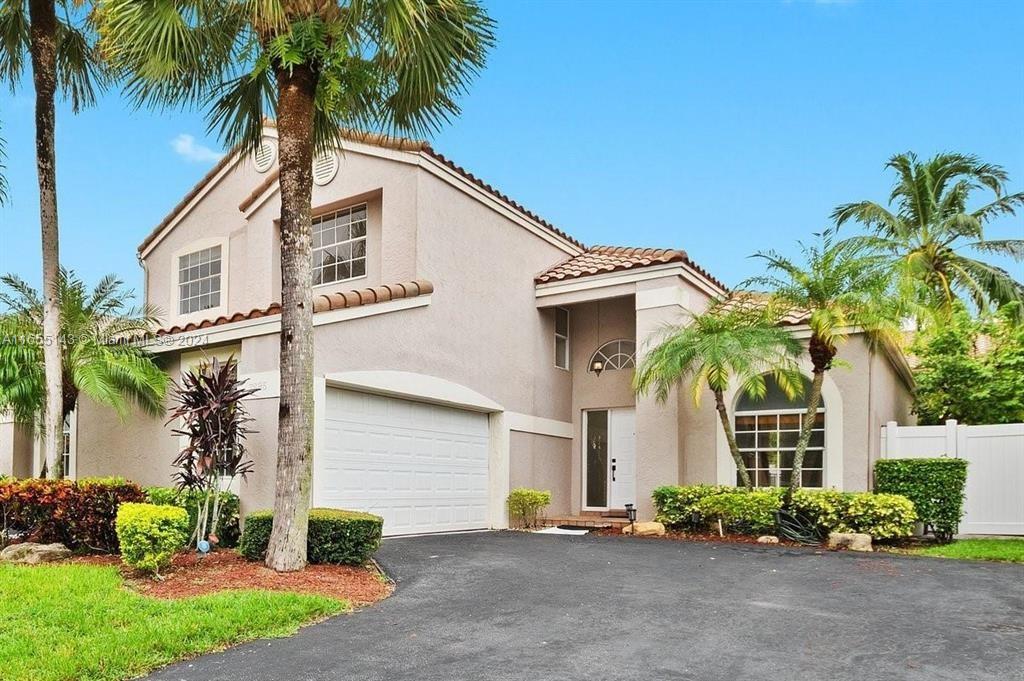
833, 152, 1024, 320
746, 230, 904, 504
634, 296, 805, 490
95, 0, 495, 571
0, 271, 168, 478
0, 0, 107, 476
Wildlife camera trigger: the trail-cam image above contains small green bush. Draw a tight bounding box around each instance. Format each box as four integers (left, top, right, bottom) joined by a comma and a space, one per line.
145, 487, 241, 548
693, 489, 783, 534
652, 485, 733, 528
239, 508, 383, 565
874, 458, 968, 541
115, 502, 189, 575
507, 488, 552, 528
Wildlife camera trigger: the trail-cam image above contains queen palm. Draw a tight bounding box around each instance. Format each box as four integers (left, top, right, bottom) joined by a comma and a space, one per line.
0, 0, 106, 477
0, 271, 168, 477
833, 152, 1024, 320
96, 0, 494, 571
747, 230, 904, 504
634, 295, 804, 490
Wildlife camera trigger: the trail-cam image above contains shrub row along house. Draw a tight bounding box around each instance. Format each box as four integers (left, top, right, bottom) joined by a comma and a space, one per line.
0, 125, 914, 531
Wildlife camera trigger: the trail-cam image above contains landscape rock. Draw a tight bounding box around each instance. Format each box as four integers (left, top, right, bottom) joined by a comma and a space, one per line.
0, 542, 72, 564
756, 535, 780, 544
827, 532, 873, 552
622, 521, 666, 537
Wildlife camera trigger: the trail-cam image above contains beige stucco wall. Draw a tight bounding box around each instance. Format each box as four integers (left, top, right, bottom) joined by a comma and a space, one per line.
0, 417, 34, 478
509, 431, 572, 516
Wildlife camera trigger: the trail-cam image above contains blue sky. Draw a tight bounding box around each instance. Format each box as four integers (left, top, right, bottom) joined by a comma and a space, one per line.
1, 0, 1022, 299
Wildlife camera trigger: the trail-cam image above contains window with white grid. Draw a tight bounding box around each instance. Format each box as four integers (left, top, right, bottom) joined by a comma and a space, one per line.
178, 245, 222, 314
313, 204, 367, 286
734, 375, 825, 488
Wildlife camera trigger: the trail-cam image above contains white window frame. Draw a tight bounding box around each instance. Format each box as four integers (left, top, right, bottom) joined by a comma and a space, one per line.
588, 339, 636, 373
62, 412, 77, 480
733, 406, 825, 489
171, 237, 230, 325
554, 307, 570, 370
312, 203, 368, 289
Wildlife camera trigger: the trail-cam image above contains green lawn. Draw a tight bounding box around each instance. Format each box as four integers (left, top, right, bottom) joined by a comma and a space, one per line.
909, 538, 1024, 563
0, 563, 347, 681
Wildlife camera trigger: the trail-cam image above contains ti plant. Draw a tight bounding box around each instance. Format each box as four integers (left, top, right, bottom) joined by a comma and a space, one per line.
167, 356, 257, 550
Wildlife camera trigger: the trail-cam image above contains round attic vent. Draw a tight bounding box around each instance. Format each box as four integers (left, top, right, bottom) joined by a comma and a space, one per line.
252, 139, 276, 173
312, 151, 339, 186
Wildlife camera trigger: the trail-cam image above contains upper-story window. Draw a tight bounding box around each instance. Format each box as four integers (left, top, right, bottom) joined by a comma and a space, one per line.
178, 245, 222, 314
554, 307, 570, 369
313, 204, 367, 286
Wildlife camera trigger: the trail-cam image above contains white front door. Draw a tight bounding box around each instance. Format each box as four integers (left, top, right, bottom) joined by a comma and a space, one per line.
583, 407, 637, 510
609, 408, 637, 509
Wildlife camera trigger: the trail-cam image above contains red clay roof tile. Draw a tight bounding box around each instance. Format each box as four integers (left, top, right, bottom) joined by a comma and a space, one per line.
535, 245, 728, 291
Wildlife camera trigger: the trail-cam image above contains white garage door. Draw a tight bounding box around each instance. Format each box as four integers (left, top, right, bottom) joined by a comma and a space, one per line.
314, 388, 490, 536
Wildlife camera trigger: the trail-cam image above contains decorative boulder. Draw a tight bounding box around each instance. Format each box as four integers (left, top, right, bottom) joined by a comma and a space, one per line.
0, 542, 72, 564
827, 532, 873, 552
756, 535, 780, 544
621, 521, 666, 537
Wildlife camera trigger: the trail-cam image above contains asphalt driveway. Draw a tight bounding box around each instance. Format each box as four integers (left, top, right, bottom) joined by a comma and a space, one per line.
148, 532, 1024, 681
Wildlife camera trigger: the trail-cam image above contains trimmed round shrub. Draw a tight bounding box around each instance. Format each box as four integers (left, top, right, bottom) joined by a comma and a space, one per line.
239, 508, 383, 565
791, 489, 917, 540
0, 477, 144, 552
507, 488, 552, 528
145, 487, 241, 548
652, 484, 734, 529
116, 502, 189, 575
692, 489, 783, 534
874, 458, 968, 542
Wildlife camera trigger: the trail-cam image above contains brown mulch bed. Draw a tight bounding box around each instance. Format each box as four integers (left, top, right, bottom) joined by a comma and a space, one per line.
72, 550, 392, 604
596, 527, 809, 547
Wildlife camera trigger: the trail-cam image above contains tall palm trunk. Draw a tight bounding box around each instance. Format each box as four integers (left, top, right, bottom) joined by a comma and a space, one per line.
28, 0, 64, 479
265, 64, 317, 572
784, 335, 832, 506
713, 387, 752, 490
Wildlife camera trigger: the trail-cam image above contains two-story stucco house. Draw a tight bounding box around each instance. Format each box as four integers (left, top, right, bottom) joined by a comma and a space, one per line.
0, 125, 914, 533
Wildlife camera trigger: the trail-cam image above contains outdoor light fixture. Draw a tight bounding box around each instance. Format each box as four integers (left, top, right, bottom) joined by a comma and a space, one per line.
590, 358, 604, 376
625, 503, 637, 534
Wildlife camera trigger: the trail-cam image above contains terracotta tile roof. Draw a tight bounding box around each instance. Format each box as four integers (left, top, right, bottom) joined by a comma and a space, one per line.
152, 279, 433, 337
535, 245, 728, 291
716, 292, 810, 325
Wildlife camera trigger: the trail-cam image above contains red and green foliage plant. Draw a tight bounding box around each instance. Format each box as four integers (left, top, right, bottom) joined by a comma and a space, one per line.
0, 477, 144, 552
167, 357, 256, 550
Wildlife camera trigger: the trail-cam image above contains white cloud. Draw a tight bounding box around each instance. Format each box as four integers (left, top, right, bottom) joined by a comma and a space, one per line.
171, 134, 225, 163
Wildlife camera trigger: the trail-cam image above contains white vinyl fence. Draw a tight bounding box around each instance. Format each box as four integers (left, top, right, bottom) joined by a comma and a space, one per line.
880, 420, 1024, 536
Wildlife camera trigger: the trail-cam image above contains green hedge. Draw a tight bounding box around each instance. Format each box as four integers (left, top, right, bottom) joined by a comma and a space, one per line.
652, 485, 734, 529
652, 485, 918, 540
874, 458, 968, 542
116, 502, 189, 575
145, 487, 241, 548
239, 508, 383, 565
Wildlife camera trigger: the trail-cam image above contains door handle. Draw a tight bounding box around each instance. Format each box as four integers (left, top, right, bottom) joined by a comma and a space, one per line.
611, 464, 616, 481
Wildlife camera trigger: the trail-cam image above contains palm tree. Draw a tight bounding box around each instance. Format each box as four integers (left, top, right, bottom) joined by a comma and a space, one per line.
746, 230, 904, 504
0, 0, 106, 477
833, 152, 1024, 320
634, 295, 805, 490
0, 271, 168, 477
96, 0, 495, 571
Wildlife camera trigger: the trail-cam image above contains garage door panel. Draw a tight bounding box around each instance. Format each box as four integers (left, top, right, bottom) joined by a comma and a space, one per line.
316, 389, 490, 536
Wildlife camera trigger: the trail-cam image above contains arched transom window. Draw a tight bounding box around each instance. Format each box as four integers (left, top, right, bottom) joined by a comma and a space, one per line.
589, 339, 636, 373
735, 374, 824, 488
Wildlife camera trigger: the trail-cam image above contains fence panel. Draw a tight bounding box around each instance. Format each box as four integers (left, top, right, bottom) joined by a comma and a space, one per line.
880, 420, 1024, 536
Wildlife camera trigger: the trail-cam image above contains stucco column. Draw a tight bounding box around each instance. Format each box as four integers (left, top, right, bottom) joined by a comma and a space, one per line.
633, 279, 691, 520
